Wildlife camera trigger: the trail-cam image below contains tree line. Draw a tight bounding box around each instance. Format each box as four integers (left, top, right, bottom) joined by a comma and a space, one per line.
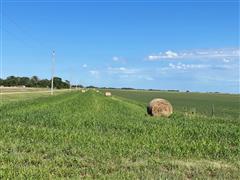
0, 76, 71, 89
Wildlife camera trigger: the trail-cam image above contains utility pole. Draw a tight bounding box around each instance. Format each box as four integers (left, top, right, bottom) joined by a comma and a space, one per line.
51, 50, 55, 95
69, 73, 72, 91
69, 79, 71, 91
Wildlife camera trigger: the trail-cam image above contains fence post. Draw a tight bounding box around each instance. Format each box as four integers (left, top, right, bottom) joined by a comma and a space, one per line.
211, 104, 215, 117
190, 107, 196, 116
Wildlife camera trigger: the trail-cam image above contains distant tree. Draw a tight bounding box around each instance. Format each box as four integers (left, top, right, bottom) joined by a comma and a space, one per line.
121, 87, 135, 90
0, 75, 70, 89
53, 77, 68, 89
168, 90, 179, 92
86, 85, 97, 89
30, 76, 39, 87
72, 84, 84, 88
19, 77, 30, 86
5, 76, 18, 86
65, 80, 71, 88
0, 78, 3, 85
39, 79, 50, 88
65, 80, 70, 85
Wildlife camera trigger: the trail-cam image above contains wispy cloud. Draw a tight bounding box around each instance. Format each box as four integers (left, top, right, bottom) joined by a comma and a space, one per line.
89, 70, 100, 77
82, 64, 88, 68
148, 50, 179, 60
158, 62, 235, 72
138, 75, 154, 81
112, 56, 119, 61
107, 67, 139, 74
147, 48, 240, 61
200, 76, 240, 83
112, 56, 127, 63
168, 62, 208, 70
107, 67, 154, 81
223, 58, 230, 63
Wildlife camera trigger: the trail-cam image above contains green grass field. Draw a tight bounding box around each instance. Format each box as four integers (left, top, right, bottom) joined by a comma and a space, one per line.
105, 89, 240, 119
0, 88, 72, 105
0, 90, 239, 179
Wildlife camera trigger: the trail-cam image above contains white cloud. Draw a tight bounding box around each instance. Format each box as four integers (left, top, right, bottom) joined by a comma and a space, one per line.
148, 50, 179, 60
168, 62, 208, 70
82, 64, 87, 68
212, 64, 234, 70
206, 77, 240, 82
142, 76, 154, 81
161, 62, 235, 71
133, 75, 154, 81
165, 50, 178, 58
112, 56, 127, 64
148, 55, 161, 61
147, 48, 240, 61
89, 70, 99, 76
112, 56, 119, 61
107, 67, 154, 81
119, 67, 126, 71
223, 58, 230, 63
107, 67, 139, 74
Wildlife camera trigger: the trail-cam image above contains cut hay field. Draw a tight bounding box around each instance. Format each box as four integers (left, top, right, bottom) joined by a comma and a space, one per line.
0, 90, 239, 179
105, 89, 240, 119
0, 88, 73, 105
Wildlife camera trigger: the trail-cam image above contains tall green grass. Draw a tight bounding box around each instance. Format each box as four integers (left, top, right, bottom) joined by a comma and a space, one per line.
0, 91, 239, 179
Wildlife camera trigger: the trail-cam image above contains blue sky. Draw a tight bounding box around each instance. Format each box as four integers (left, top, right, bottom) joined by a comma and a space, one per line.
1, 0, 239, 93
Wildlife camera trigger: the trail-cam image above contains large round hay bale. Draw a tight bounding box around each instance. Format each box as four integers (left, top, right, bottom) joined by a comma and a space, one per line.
105, 92, 111, 96
147, 98, 173, 117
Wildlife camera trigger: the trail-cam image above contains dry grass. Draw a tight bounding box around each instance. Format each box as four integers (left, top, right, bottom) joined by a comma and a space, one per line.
147, 98, 173, 117
105, 92, 112, 96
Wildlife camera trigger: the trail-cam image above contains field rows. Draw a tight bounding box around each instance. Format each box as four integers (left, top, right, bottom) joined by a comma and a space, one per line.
0, 91, 239, 179
106, 89, 240, 119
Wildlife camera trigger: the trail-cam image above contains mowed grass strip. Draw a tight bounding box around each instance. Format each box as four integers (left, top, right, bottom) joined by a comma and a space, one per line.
0, 91, 239, 179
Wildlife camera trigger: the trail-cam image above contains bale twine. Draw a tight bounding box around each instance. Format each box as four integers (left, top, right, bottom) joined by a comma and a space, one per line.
105, 92, 111, 96
147, 98, 173, 117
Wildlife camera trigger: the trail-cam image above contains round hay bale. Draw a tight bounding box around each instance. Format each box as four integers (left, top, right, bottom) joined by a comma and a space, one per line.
81, 89, 86, 93
147, 98, 173, 117
105, 92, 111, 96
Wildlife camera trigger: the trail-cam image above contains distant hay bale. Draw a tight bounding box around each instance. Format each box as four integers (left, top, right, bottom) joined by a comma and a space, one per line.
105, 92, 111, 96
147, 98, 173, 117
81, 89, 86, 93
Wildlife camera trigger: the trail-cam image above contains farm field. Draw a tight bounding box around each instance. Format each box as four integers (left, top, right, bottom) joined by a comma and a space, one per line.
0, 87, 48, 93
105, 89, 240, 119
0, 90, 239, 179
0, 88, 73, 105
